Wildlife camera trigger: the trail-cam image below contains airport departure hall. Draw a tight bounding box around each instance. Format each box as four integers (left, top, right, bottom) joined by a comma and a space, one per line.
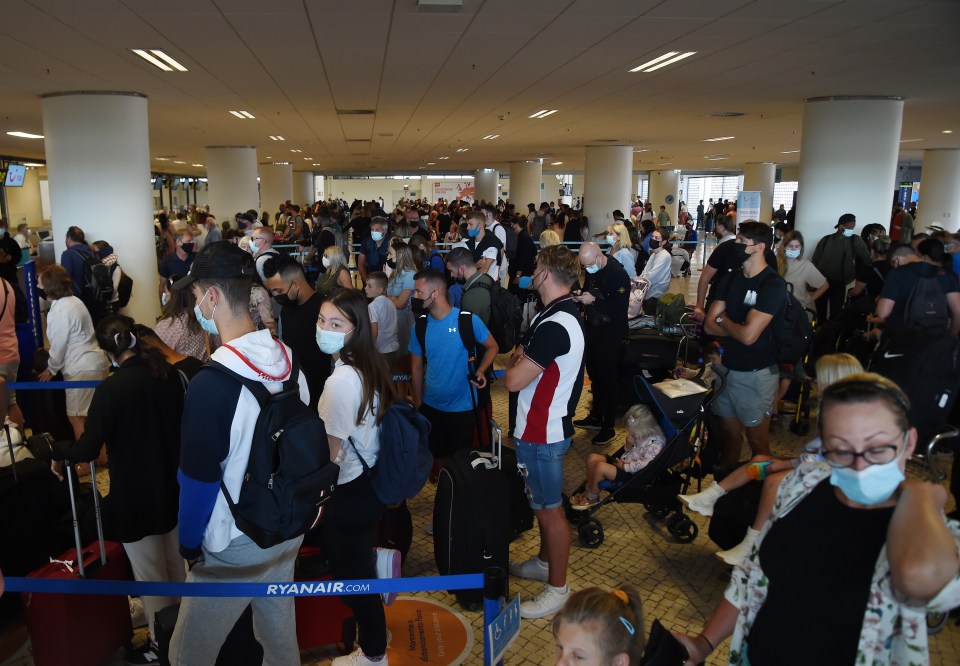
1, 1, 960, 665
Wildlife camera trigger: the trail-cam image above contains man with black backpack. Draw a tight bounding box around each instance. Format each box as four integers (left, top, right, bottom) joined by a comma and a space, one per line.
59, 226, 114, 324
704, 222, 788, 470
170, 242, 333, 664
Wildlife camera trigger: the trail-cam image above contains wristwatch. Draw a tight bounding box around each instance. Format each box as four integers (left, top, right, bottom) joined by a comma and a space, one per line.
715, 315, 725, 325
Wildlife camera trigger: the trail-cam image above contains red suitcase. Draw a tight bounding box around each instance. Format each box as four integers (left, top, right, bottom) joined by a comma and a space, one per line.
22, 461, 133, 666
294, 546, 356, 651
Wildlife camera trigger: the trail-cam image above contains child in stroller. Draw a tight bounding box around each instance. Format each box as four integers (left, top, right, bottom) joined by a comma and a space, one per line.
569, 404, 666, 510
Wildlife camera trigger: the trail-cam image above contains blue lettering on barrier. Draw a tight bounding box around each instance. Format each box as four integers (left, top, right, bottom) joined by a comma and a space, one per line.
486, 594, 521, 665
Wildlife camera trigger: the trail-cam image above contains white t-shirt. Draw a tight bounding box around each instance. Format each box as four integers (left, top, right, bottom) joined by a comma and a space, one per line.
46, 296, 109, 376
317, 361, 380, 485
368, 294, 399, 353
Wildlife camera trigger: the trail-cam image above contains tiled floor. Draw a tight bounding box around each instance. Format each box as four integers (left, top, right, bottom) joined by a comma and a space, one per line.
3, 251, 958, 665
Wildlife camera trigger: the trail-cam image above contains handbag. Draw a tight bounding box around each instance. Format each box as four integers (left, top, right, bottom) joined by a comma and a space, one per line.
640, 619, 696, 665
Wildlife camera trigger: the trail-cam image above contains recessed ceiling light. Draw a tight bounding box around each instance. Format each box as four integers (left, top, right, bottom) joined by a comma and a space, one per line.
456, 148, 469, 153
551, 161, 563, 165
439, 156, 450, 160
269, 135, 285, 141
291, 149, 302, 153
131, 48, 188, 72
482, 134, 500, 140
705, 157, 727, 161
427, 162, 436, 165
155, 157, 169, 161
192, 163, 204, 167
629, 51, 696, 73
229, 110, 255, 119
780, 150, 801, 154
899, 139, 923, 143
173, 160, 186, 164
6, 131, 44, 139
633, 149, 649, 153
944, 130, 954, 134
304, 157, 313, 160
703, 136, 735, 142
529, 109, 558, 119
658, 162, 672, 166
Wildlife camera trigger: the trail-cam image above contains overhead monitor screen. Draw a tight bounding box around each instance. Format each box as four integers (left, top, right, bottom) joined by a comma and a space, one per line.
4, 164, 26, 187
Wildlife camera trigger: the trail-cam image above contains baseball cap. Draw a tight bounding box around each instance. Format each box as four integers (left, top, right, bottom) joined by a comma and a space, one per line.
836, 213, 857, 227
172, 241, 255, 290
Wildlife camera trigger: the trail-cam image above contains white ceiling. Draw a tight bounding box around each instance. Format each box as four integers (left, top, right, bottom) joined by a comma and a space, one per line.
0, 0, 958, 176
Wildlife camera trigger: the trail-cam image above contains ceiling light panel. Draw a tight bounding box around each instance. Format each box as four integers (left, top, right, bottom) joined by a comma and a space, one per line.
456, 148, 468, 153
131, 49, 188, 72
643, 52, 696, 72
229, 110, 255, 119
529, 110, 558, 119
6, 131, 44, 139
482, 134, 500, 140
269, 136, 285, 141
703, 136, 735, 142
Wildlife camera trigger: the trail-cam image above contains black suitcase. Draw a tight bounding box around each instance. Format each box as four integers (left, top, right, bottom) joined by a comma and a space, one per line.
154, 602, 263, 666
707, 481, 762, 550
433, 420, 511, 611
868, 332, 960, 444
494, 425, 535, 541
620, 329, 686, 372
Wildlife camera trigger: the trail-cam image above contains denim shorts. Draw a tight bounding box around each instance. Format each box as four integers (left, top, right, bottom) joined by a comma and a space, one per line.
712, 366, 779, 427
514, 437, 572, 510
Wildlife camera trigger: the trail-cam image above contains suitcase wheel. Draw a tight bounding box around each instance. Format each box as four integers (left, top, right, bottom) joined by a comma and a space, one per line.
667, 515, 699, 543
577, 519, 604, 548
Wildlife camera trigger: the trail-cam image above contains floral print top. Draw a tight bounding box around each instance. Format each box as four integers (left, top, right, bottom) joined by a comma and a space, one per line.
620, 433, 665, 474
724, 461, 960, 666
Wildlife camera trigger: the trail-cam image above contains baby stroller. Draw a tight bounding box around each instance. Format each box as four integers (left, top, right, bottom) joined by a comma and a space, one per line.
564, 372, 723, 548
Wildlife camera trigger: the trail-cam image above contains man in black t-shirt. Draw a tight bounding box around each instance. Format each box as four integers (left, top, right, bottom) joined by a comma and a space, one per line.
874, 239, 960, 335
704, 222, 787, 469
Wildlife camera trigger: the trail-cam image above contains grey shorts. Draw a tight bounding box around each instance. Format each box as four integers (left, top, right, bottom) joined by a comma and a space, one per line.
0, 361, 18, 405
712, 366, 779, 427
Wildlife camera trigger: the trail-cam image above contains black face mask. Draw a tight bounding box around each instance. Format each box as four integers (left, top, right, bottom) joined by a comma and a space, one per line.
386, 258, 397, 270
410, 291, 434, 316
37, 287, 47, 300
648, 238, 661, 250
732, 243, 749, 264
181, 242, 195, 254
274, 283, 298, 307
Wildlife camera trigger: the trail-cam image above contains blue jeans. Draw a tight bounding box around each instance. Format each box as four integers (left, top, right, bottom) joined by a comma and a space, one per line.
515, 438, 572, 510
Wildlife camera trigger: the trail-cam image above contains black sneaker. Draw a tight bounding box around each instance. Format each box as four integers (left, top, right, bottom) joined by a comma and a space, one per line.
125, 642, 160, 666
591, 428, 616, 446
573, 415, 603, 430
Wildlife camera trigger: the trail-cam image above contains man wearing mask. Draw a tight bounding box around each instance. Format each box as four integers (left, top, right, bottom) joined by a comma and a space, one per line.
358, 217, 391, 284
461, 211, 503, 281
159, 230, 196, 285
409, 269, 498, 472
249, 227, 280, 282
703, 222, 787, 470
202, 214, 221, 247
811, 213, 871, 321
484, 204, 509, 282
572, 242, 630, 446
263, 255, 329, 410
445, 247, 493, 326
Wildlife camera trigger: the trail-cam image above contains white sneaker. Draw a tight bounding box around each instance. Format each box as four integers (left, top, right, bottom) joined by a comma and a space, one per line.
520, 584, 569, 619
509, 556, 549, 582
677, 482, 726, 517
331, 646, 389, 666
375, 547, 401, 606
424, 521, 434, 536
715, 527, 760, 567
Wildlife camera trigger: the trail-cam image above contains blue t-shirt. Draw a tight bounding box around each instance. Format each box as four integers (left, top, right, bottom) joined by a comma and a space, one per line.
408, 307, 490, 412
387, 269, 416, 310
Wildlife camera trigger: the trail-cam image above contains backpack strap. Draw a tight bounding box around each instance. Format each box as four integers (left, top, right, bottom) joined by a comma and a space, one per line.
415, 314, 428, 356
458, 311, 477, 364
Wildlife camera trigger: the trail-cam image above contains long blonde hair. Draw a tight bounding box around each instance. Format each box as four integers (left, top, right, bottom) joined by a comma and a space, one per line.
323, 245, 350, 277
388, 239, 418, 285
623, 404, 662, 442
612, 223, 632, 250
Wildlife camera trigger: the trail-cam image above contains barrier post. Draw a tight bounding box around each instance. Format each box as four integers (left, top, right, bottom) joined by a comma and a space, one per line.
483, 566, 507, 666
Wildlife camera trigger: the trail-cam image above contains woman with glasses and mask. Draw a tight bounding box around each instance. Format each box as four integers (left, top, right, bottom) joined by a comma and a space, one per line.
315, 289, 400, 666
674, 373, 960, 666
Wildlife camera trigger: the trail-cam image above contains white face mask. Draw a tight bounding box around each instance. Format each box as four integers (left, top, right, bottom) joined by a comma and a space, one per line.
322, 256, 331, 268
785, 248, 801, 259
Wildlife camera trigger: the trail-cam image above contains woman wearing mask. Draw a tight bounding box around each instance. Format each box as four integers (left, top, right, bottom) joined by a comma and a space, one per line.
316, 290, 398, 666
637, 229, 672, 309
155, 275, 209, 361
606, 223, 637, 279
776, 231, 828, 313
387, 240, 418, 394
36, 265, 109, 439
674, 374, 960, 666
50, 315, 186, 664
315, 246, 354, 300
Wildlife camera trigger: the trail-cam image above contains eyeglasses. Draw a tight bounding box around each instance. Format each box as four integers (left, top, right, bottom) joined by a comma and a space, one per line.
820, 433, 905, 468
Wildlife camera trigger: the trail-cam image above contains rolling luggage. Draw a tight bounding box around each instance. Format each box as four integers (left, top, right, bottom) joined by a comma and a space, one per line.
22, 461, 133, 666
433, 419, 511, 610
707, 481, 762, 550
293, 545, 357, 651
154, 603, 263, 666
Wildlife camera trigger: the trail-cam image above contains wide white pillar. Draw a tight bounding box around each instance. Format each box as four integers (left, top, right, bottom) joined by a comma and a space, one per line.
509, 161, 543, 212
42, 91, 158, 324
474, 169, 499, 204
583, 145, 633, 235
206, 146, 259, 225
649, 169, 681, 226
795, 96, 903, 252
918, 149, 960, 230
259, 162, 293, 215
293, 171, 314, 207
571, 174, 585, 203
743, 162, 776, 224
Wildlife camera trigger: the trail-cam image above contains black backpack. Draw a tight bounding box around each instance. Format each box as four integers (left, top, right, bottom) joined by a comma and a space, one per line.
203, 361, 339, 549
113, 266, 133, 309
71, 249, 113, 305
762, 275, 813, 364
902, 269, 950, 334
493, 222, 518, 262
465, 279, 522, 353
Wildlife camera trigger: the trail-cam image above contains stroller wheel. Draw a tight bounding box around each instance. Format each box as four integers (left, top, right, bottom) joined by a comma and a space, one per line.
668, 517, 699, 543
645, 502, 671, 519
578, 519, 605, 548
789, 420, 810, 436
666, 512, 685, 531
927, 611, 948, 635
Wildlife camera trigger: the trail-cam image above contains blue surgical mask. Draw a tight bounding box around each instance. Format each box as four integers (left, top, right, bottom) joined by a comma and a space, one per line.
606, 234, 616, 245
315, 326, 352, 355
785, 249, 801, 259
371, 231, 383, 242
829, 457, 905, 506
517, 276, 533, 289
193, 290, 219, 335
467, 227, 480, 238
842, 228, 855, 238
585, 262, 600, 274
161, 292, 169, 306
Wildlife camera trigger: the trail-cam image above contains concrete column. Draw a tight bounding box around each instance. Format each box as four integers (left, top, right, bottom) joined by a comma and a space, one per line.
583, 145, 633, 235
259, 162, 293, 215
649, 169, 681, 226
474, 169, 499, 204
4, 166, 43, 228
205, 146, 259, 225
795, 96, 903, 253
42, 91, 157, 324
509, 160, 543, 212
918, 149, 960, 230
743, 162, 777, 224
571, 174, 585, 203
292, 171, 314, 207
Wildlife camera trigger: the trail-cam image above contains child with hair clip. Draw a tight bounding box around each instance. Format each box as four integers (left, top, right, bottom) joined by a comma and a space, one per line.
553, 586, 645, 666
570, 404, 665, 510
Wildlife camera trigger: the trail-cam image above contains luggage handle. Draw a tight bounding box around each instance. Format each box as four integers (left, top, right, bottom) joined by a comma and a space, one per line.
64, 460, 107, 578
490, 419, 502, 470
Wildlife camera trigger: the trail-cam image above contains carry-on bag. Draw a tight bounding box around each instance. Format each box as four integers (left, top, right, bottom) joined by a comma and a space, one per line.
22, 461, 133, 666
